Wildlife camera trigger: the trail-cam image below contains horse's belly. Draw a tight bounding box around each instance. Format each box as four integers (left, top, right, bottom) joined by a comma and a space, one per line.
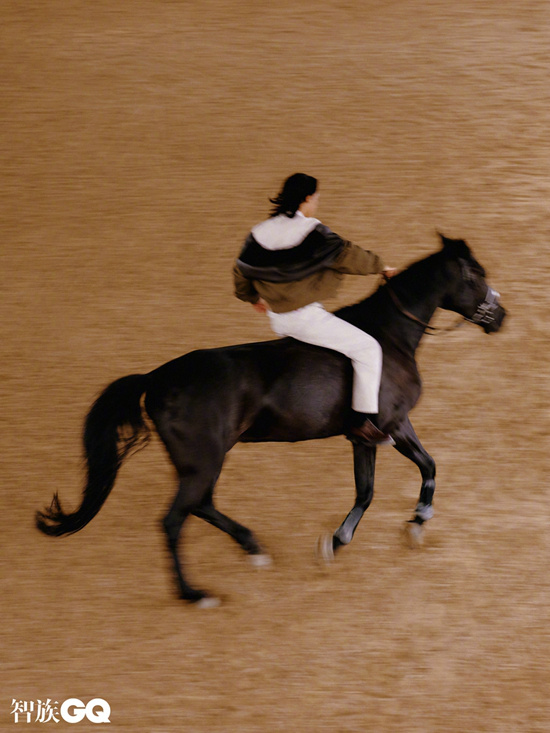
240, 376, 348, 443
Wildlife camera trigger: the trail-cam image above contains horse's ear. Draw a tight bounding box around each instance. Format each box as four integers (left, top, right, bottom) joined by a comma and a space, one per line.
438, 232, 470, 258
437, 231, 451, 248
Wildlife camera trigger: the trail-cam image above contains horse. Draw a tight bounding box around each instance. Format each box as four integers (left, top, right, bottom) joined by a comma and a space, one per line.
36, 234, 506, 606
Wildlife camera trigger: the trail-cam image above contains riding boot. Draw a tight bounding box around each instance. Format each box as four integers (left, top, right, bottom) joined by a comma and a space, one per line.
346, 412, 395, 447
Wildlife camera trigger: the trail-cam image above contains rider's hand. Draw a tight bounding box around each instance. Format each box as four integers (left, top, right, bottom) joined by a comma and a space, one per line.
252, 299, 268, 314
382, 267, 399, 280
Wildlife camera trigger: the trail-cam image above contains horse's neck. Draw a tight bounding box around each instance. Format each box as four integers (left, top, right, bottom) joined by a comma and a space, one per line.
361, 266, 445, 356
386, 276, 443, 353
397, 279, 442, 333
338, 258, 446, 355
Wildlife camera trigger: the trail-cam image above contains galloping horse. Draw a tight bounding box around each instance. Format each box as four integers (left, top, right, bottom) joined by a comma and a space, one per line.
36, 234, 506, 605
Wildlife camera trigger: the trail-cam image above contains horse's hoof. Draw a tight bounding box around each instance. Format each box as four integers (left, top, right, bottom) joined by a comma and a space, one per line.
249, 553, 272, 568
403, 521, 425, 549
316, 532, 335, 564
194, 596, 221, 609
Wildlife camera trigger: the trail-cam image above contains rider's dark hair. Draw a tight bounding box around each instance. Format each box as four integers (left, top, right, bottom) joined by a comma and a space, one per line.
269, 173, 318, 218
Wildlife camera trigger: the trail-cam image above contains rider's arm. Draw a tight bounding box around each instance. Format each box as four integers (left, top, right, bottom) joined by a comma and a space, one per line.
233, 264, 259, 304
328, 239, 385, 276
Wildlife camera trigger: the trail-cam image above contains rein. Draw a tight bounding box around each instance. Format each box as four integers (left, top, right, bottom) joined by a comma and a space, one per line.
384, 282, 465, 336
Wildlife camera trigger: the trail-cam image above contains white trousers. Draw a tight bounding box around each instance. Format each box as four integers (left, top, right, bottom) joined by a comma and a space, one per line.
267, 302, 383, 413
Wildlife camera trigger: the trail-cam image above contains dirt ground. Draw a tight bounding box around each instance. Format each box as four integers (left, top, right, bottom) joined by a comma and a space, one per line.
2, 1, 549, 730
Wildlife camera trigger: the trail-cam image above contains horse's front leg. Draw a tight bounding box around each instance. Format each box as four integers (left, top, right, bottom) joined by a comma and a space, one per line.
392, 416, 436, 545
317, 442, 376, 562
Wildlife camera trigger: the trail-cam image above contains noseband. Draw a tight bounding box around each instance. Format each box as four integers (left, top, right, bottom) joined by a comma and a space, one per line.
465, 286, 501, 327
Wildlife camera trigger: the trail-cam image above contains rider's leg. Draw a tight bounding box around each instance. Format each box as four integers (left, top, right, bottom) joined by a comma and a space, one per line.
267, 303, 391, 445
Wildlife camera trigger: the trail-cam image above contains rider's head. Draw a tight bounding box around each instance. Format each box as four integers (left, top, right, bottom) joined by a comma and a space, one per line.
269, 173, 319, 218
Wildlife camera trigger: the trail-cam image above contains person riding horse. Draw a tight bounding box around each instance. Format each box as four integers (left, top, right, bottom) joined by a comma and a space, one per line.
234, 173, 398, 446
36, 227, 506, 604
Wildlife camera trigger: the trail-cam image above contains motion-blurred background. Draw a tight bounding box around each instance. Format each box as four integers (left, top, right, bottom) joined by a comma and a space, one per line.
2, 1, 549, 730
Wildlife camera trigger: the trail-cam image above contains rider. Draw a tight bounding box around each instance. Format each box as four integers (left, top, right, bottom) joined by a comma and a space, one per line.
233, 173, 397, 446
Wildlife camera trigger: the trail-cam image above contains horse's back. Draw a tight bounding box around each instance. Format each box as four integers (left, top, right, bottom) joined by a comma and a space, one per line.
144, 338, 352, 446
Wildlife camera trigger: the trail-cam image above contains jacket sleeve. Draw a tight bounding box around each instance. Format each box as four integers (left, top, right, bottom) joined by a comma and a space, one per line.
233, 264, 259, 304
328, 239, 385, 275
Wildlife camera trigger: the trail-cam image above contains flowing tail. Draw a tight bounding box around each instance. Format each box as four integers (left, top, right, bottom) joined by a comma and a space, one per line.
36, 374, 150, 536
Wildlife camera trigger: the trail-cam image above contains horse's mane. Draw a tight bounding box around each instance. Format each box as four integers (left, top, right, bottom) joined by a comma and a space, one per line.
337, 249, 444, 322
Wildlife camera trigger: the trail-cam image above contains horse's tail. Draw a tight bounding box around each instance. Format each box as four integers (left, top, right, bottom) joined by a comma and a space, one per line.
36, 374, 150, 537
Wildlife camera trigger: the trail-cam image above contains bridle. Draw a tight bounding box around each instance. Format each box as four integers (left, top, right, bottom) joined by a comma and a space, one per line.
383, 274, 501, 336
466, 286, 501, 327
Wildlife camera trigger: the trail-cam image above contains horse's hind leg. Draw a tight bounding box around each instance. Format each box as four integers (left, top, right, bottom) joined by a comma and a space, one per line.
392, 417, 436, 545
193, 502, 270, 566
162, 446, 226, 606
318, 443, 376, 562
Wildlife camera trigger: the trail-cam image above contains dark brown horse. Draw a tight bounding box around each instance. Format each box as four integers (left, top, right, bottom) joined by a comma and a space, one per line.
36, 234, 506, 606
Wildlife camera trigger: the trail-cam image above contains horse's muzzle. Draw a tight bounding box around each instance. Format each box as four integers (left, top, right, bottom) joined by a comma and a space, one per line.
470, 287, 506, 333
482, 303, 506, 333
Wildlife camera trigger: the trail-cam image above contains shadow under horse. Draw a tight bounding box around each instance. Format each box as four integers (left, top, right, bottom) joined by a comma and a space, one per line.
36, 234, 506, 605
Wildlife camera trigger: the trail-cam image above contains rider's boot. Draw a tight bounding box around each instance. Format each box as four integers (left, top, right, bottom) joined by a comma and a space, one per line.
346, 412, 395, 447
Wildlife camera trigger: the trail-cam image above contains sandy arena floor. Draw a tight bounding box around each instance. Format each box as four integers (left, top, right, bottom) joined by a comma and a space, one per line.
2, 1, 549, 730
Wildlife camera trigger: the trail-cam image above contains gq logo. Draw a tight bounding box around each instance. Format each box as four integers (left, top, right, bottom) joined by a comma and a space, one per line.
60, 699, 111, 724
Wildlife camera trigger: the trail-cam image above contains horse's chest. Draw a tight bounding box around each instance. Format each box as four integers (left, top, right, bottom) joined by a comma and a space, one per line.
382, 356, 422, 413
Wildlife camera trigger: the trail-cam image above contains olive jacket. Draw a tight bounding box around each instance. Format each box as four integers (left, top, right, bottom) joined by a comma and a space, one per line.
233, 212, 385, 313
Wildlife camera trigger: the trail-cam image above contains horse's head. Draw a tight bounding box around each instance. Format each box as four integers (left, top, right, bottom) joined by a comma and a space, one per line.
438, 234, 506, 333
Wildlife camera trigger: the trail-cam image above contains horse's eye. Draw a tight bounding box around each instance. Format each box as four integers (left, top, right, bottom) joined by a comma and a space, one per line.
460, 260, 478, 284
462, 266, 473, 282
